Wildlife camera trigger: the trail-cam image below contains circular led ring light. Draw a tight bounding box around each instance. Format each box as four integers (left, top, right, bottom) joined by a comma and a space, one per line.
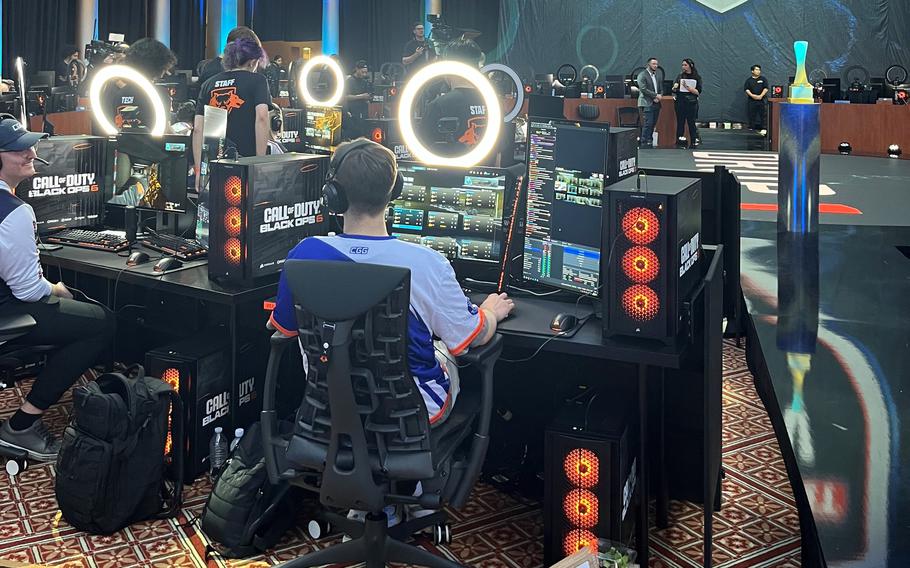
298, 55, 345, 108
556, 63, 578, 86
580, 64, 599, 84
480, 63, 524, 123
398, 61, 502, 168
89, 64, 167, 136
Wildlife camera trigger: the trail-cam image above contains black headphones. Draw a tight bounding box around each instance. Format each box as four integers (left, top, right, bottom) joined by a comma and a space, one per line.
322, 139, 404, 214
269, 103, 283, 133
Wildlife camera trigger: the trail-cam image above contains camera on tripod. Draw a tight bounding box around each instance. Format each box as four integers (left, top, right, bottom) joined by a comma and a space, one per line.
84, 39, 128, 68
426, 14, 457, 54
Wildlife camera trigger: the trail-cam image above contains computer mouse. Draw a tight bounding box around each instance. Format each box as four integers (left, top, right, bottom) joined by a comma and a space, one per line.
126, 251, 150, 266
153, 256, 183, 272
550, 312, 579, 333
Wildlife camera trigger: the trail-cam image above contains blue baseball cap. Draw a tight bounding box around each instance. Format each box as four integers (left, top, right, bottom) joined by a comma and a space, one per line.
0, 118, 48, 152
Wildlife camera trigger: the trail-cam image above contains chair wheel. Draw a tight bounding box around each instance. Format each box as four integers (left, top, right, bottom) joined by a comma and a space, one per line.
432, 523, 451, 545
5, 456, 27, 477
307, 519, 331, 539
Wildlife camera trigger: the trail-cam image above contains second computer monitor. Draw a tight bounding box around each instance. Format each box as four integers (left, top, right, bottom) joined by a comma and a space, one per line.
390, 163, 512, 264
522, 117, 609, 295
304, 106, 343, 154
108, 132, 191, 213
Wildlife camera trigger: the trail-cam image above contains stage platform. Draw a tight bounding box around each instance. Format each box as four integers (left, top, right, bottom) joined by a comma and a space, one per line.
641, 148, 910, 567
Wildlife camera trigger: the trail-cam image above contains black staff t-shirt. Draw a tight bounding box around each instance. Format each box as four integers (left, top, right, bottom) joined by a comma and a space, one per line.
419, 87, 488, 157
101, 82, 171, 132
744, 75, 769, 98
196, 70, 271, 157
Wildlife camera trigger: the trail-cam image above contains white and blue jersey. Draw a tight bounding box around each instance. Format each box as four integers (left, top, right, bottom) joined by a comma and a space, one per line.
270, 234, 485, 423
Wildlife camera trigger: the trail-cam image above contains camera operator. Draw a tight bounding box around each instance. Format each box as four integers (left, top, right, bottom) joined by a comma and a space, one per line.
402, 22, 433, 76
418, 39, 488, 159
55, 45, 81, 87
98, 38, 176, 133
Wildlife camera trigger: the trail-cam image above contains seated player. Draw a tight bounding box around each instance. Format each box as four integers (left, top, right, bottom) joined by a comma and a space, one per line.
268, 138, 513, 426
0, 116, 113, 460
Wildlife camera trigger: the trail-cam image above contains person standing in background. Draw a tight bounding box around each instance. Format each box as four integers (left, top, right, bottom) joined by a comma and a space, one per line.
402, 22, 433, 76
744, 64, 768, 136
672, 58, 702, 148
636, 58, 663, 149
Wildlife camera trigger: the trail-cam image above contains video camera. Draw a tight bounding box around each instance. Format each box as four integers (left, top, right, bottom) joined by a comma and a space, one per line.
84, 40, 128, 68
426, 14, 458, 55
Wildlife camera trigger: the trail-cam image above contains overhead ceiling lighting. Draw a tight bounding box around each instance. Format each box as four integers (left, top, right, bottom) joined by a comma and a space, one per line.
89, 64, 167, 136
398, 61, 502, 168
298, 55, 344, 108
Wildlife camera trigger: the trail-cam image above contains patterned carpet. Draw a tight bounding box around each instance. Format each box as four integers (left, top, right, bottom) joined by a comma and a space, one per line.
0, 341, 800, 567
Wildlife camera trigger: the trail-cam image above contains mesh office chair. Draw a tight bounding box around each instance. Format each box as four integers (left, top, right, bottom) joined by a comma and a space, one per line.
617, 106, 642, 128
261, 259, 502, 568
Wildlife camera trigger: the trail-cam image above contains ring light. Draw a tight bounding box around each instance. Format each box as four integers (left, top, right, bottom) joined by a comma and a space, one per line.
398, 61, 502, 168
89, 64, 167, 136
481, 63, 524, 123
556, 63, 578, 85
15, 57, 27, 126
298, 55, 345, 108
580, 65, 599, 84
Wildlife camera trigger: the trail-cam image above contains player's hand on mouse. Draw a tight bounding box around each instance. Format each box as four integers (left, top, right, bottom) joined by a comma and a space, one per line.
481, 293, 514, 322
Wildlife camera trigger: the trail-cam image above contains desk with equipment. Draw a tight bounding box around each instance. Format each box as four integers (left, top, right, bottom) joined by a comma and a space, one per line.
17, 120, 724, 567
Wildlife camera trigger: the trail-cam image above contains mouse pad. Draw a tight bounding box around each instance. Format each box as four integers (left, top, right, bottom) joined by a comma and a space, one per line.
40, 245, 207, 277
468, 293, 594, 338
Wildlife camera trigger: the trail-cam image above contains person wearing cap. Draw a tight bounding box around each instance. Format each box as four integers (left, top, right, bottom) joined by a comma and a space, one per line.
0, 117, 113, 461
343, 60, 372, 139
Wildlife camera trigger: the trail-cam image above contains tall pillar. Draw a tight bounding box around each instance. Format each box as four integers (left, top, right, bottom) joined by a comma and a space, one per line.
321, 0, 339, 55
207, 0, 242, 58
219, 0, 239, 52
151, 0, 171, 47
76, 0, 99, 56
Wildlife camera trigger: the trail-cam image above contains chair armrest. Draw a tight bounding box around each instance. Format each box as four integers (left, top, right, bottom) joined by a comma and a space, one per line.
270, 330, 297, 345
0, 314, 37, 344
261, 331, 297, 485
455, 334, 503, 367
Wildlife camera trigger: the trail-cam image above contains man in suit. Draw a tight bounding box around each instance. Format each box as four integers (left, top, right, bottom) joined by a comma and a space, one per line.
637, 57, 663, 148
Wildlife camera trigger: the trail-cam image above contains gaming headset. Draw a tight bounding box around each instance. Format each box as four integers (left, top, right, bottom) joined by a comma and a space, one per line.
268, 103, 283, 133
322, 139, 403, 214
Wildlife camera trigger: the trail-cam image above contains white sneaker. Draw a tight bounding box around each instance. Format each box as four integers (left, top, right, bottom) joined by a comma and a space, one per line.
342, 506, 401, 542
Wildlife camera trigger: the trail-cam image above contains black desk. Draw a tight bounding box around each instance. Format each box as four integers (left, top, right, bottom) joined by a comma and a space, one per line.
472, 293, 691, 564
40, 245, 279, 426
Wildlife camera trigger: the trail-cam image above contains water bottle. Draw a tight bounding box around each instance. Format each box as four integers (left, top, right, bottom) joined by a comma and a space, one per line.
229, 427, 244, 453
209, 426, 228, 480
652, 131, 659, 147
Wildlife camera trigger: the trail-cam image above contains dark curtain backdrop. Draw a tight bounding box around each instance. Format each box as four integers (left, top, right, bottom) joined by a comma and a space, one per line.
339, 0, 422, 72
170, 0, 206, 70
98, 0, 149, 44
440, 0, 500, 54
2, 0, 76, 75
250, 0, 321, 42
497, 0, 910, 121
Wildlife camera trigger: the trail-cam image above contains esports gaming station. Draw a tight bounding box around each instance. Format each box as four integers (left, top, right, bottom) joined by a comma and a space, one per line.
0, 2, 908, 568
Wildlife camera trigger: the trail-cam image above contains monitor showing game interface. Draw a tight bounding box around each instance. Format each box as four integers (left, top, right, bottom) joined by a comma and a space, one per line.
390, 163, 514, 264
522, 117, 609, 295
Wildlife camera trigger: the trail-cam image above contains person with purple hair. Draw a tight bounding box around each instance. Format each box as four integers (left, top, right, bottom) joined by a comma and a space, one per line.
193, 36, 271, 175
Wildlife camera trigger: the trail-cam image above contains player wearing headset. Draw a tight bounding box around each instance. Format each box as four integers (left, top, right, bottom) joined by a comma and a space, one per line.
268, 138, 513, 427
0, 115, 113, 461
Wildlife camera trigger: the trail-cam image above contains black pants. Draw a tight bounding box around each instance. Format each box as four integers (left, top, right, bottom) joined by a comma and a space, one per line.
747, 99, 766, 130
675, 97, 699, 144
1, 295, 113, 410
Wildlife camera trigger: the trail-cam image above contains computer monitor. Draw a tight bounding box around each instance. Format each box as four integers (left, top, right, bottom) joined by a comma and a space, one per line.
50, 86, 78, 112
156, 81, 188, 106
16, 135, 109, 234
522, 117, 609, 295
108, 132, 191, 213
0, 93, 20, 117
304, 106, 343, 154
389, 162, 514, 264
821, 78, 841, 102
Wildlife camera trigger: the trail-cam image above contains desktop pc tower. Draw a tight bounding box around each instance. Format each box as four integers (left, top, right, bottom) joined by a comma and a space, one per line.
607, 127, 638, 184
543, 388, 638, 564
208, 154, 330, 284
145, 335, 232, 481
16, 135, 108, 234
602, 177, 702, 343
364, 117, 411, 160
277, 108, 307, 152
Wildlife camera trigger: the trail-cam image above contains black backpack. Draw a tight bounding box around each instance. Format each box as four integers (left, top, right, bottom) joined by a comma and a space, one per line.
200, 421, 298, 558
55, 365, 184, 534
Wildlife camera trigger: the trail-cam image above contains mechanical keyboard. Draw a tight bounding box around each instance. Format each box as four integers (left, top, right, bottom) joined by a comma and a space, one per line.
46, 229, 130, 252
140, 233, 207, 261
